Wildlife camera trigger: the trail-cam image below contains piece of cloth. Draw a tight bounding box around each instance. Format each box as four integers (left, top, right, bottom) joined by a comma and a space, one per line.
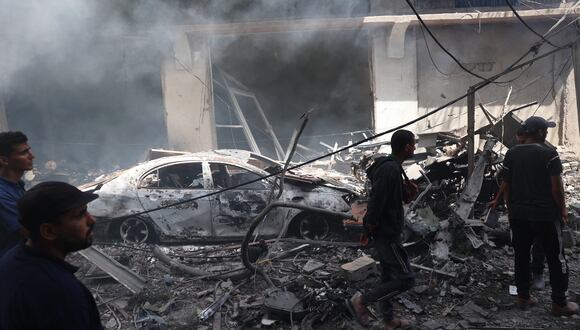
363, 156, 404, 240
0, 177, 25, 255
502, 143, 562, 221
361, 241, 415, 321
509, 219, 568, 305
0, 243, 103, 330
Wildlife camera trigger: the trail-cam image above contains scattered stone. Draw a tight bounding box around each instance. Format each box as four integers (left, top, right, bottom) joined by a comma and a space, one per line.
422, 319, 445, 330
414, 285, 430, 294
340, 256, 377, 281
303, 259, 325, 274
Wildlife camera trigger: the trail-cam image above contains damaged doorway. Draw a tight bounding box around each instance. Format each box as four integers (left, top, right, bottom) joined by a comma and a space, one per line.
211, 29, 373, 161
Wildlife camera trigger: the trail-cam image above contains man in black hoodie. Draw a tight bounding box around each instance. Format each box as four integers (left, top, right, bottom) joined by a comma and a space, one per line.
347, 129, 416, 330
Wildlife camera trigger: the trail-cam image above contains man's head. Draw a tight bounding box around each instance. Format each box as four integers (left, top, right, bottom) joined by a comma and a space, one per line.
391, 129, 416, 160
522, 116, 555, 143
0, 131, 33, 172
18, 182, 98, 254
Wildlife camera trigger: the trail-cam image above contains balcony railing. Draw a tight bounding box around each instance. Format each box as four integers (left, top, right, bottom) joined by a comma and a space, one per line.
415, 0, 565, 10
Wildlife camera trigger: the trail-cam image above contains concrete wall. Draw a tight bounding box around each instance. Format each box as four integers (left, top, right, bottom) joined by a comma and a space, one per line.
162, 33, 216, 152
371, 23, 419, 142
412, 21, 579, 152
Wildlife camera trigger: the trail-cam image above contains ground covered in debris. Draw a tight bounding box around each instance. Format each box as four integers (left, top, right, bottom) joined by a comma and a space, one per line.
68, 151, 580, 330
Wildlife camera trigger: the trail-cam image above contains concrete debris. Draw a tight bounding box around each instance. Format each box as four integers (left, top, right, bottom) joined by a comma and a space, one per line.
52, 133, 580, 329
78, 246, 146, 294
302, 259, 325, 274
263, 290, 307, 319
340, 256, 377, 281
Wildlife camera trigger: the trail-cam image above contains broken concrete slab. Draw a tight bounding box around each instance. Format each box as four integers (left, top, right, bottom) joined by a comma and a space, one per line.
340, 256, 377, 281
457, 301, 489, 326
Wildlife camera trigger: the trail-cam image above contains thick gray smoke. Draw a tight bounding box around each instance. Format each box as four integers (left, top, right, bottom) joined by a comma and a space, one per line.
0, 0, 372, 178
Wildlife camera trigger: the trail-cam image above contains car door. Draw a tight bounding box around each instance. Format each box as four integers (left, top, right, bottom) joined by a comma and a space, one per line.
136, 161, 213, 239
209, 162, 283, 238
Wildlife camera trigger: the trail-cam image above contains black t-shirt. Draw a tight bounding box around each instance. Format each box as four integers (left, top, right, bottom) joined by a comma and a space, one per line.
502, 143, 563, 221
0, 243, 104, 330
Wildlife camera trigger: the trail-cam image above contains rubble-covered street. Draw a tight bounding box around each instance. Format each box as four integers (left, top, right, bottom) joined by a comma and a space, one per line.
63, 143, 580, 330
3, 1, 580, 329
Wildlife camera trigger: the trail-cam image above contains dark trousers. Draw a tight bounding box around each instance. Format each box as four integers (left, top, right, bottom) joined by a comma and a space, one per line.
362, 240, 415, 321
531, 242, 545, 275
509, 219, 568, 305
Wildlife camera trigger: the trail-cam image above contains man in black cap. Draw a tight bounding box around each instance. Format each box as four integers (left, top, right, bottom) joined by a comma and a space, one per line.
0, 181, 103, 329
502, 116, 577, 316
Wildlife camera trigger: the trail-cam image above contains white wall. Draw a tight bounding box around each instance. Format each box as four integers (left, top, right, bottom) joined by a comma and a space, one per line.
162, 33, 216, 152
371, 24, 419, 142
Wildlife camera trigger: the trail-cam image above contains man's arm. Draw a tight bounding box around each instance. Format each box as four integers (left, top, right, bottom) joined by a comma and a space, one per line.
489, 181, 507, 209
503, 181, 510, 209
551, 175, 568, 224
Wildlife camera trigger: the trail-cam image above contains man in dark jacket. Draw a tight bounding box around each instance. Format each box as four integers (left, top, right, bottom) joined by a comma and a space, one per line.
346, 129, 417, 330
0, 182, 103, 329
503, 116, 577, 316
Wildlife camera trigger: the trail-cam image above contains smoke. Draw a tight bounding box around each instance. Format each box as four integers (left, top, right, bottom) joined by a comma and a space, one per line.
0, 0, 372, 176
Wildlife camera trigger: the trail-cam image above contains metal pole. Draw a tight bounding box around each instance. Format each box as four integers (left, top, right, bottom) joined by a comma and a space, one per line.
467, 87, 475, 179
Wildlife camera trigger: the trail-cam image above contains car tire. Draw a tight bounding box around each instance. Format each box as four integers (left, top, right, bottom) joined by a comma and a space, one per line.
290, 212, 334, 240
113, 216, 158, 244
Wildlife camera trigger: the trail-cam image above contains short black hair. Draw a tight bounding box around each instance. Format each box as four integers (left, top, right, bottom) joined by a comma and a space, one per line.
0, 131, 28, 157
391, 129, 415, 154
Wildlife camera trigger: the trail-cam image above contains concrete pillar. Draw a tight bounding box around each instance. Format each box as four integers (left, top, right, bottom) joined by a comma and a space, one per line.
162, 33, 216, 152
371, 23, 418, 143
568, 41, 580, 153
0, 92, 9, 132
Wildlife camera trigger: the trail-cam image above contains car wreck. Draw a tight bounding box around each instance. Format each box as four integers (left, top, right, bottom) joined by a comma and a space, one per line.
83, 149, 360, 244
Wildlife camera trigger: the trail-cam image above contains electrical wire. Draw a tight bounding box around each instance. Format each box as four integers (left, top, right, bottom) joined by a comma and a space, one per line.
532, 53, 573, 115
418, 24, 452, 77
404, 0, 488, 81
96, 40, 575, 224
504, 0, 561, 48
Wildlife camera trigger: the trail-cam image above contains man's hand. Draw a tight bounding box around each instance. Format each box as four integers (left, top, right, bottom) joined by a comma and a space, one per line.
488, 198, 499, 209
562, 207, 569, 225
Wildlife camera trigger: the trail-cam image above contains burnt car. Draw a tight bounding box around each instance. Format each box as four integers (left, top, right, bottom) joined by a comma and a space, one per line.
83, 150, 358, 243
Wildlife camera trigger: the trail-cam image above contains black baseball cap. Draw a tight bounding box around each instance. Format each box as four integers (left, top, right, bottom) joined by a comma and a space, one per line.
522, 116, 556, 133
18, 181, 98, 232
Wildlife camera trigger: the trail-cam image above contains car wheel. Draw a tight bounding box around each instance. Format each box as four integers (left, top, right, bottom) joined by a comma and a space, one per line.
292, 212, 331, 240
118, 217, 156, 244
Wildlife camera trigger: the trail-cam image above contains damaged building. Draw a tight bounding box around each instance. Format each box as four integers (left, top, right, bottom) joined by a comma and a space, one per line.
1, 0, 580, 329
1, 0, 580, 172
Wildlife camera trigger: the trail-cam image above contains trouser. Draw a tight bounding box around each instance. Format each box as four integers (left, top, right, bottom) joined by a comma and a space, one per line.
531, 241, 545, 276
361, 240, 415, 321
509, 219, 568, 305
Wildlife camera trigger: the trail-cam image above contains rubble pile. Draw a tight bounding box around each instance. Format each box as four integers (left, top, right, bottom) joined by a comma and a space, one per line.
63, 140, 580, 329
